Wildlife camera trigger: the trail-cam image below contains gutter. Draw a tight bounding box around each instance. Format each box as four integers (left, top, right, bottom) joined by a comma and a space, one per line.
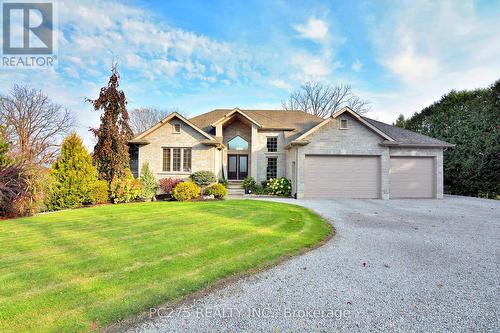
379, 140, 456, 148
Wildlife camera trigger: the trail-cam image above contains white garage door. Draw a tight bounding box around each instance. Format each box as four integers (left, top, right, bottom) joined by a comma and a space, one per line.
304, 156, 380, 198
390, 157, 435, 198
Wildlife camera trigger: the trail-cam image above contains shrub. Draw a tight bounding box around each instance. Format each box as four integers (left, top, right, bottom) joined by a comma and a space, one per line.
266, 177, 292, 197
11, 166, 49, 216
89, 180, 109, 204
203, 183, 228, 198
172, 181, 200, 201
190, 170, 216, 186
0, 163, 27, 217
45, 133, 102, 211
242, 176, 257, 192
139, 163, 157, 201
159, 177, 184, 195
253, 184, 268, 195
110, 169, 143, 204
218, 178, 228, 188
0, 126, 10, 167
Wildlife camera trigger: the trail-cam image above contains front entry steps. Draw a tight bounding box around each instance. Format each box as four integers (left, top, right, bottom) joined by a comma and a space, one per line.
227, 181, 245, 197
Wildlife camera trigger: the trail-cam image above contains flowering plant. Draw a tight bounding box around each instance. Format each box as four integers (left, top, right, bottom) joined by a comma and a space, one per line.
266, 177, 292, 197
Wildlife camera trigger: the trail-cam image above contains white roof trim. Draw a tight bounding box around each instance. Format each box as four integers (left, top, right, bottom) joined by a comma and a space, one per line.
293, 117, 332, 142
210, 108, 262, 127
294, 107, 395, 142
332, 107, 395, 141
132, 112, 214, 141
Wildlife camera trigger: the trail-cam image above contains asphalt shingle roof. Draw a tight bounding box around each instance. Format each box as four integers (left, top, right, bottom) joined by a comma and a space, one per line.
188, 109, 453, 147
361, 116, 453, 146
189, 109, 324, 140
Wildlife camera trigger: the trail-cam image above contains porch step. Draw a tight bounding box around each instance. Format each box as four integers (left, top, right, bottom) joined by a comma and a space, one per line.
227, 181, 245, 197
227, 181, 244, 188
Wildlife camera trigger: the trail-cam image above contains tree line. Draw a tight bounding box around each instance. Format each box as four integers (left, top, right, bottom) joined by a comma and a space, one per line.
0, 66, 159, 217
394, 80, 499, 199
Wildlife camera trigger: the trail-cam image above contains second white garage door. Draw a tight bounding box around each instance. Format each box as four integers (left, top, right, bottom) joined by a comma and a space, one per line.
304, 155, 380, 198
390, 157, 435, 198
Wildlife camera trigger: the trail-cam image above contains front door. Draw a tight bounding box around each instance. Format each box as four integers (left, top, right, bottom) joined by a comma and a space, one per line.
228, 154, 248, 180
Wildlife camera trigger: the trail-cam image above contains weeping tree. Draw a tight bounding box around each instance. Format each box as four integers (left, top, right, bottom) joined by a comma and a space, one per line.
88, 65, 133, 183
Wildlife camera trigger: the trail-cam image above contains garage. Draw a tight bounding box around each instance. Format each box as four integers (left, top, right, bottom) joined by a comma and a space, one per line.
390, 157, 435, 198
304, 155, 380, 198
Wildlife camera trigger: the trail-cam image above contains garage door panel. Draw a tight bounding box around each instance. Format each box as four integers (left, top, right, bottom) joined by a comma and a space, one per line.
390, 157, 434, 198
305, 156, 380, 198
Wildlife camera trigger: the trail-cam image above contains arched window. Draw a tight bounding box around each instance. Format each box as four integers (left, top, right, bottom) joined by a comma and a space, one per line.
228, 136, 249, 150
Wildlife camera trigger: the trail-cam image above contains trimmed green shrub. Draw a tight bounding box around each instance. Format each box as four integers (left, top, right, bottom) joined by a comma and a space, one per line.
190, 170, 216, 186
172, 181, 200, 201
242, 176, 257, 192
139, 163, 157, 201
159, 177, 184, 196
89, 180, 109, 204
218, 178, 228, 188
204, 183, 228, 198
266, 177, 292, 197
253, 184, 269, 195
46, 133, 102, 211
110, 169, 143, 204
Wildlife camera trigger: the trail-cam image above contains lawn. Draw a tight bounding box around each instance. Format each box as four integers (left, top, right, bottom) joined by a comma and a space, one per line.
0, 200, 331, 332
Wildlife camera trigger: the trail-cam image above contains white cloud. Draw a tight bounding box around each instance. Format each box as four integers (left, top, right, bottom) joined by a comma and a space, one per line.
291, 53, 335, 80
386, 46, 439, 82
269, 79, 292, 91
365, 0, 500, 123
351, 60, 363, 72
56, 0, 251, 84
294, 18, 329, 41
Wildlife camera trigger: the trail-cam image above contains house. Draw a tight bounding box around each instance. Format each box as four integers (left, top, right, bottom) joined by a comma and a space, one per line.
129, 107, 454, 199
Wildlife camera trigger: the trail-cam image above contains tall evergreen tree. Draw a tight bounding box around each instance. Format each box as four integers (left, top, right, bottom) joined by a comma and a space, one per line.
393, 114, 407, 128
46, 133, 101, 210
88, 66, 133, 182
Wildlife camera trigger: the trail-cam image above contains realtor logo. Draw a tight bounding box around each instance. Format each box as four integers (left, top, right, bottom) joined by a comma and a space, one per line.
2, 1, 56, 67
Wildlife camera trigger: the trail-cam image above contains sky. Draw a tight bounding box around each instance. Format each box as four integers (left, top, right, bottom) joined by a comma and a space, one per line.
1, 0, 499, 147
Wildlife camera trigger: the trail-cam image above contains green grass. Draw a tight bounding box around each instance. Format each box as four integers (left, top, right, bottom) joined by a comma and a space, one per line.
0, 200, 331, 332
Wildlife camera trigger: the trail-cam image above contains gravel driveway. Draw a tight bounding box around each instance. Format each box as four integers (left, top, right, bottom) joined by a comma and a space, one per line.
127, 196, 500, 333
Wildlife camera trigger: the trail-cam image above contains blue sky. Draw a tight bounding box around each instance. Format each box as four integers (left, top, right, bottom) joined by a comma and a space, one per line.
1, 0, 499, 147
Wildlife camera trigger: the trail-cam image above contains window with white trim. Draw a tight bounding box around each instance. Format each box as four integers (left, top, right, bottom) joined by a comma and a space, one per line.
183, 148, 192, 172
228, 135, 249, 150
172, 148, 181, 171
340, 119, 348, 129
162, 147, 192, 172
266, 157, 277, 180
267, 137, 277, 152
173, 123, 181, 133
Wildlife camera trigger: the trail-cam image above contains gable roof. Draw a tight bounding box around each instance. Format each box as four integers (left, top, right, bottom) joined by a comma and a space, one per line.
288, 107, 454, 147
130, 112, 214, 143
292, 107, 394, 142
189, 109, 324, 139
210, 108, 263, 127
133, 108, 453, 148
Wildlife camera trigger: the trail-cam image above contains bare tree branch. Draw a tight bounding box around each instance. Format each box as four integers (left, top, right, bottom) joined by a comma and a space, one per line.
129, 107, 182, 135
282, 81, 370, 118
0, 85, 74, 166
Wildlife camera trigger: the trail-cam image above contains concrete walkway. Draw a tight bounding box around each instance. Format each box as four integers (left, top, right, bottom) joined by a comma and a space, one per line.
128, 196, 500, 333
